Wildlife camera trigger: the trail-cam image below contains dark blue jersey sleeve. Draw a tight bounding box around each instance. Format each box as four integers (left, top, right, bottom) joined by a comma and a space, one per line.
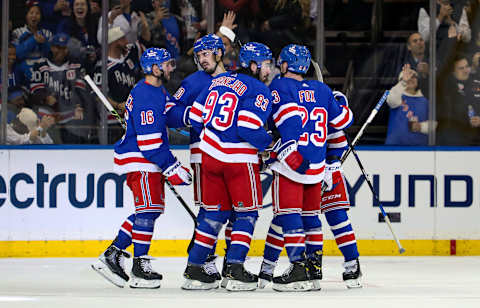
237, 82, 273, 151
189, 87, 209, 135
165, 90, 189, 128
269, 79, 303, 143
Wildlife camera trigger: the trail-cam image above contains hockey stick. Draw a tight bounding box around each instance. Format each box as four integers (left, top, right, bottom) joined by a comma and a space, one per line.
345, 135, 406, 254
310, 63, 402, 250
311, 60, 324, 82
340, 90, 389, 163
330, 91, 405, 253
84, 75, 197, 224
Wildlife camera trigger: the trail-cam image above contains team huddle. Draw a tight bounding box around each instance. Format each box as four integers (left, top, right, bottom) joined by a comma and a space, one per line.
91, 33, 361, 292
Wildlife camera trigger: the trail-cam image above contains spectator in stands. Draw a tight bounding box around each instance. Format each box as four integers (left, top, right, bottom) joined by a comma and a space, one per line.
467, 29, 480, 75
217, 0, 260, 43
0, 44, 23, 91
56, 0, 99, 67
38, 0, 74, 33
405, 33, 429, 76
403, 32, 429, 97
27, 33, 92, 144
177, 0, 202, 50
89, 0, 101, 17
418, 0, 471, 47
142, 0, 181, 59
438, 54, 480, 145
252, 0, 305, 54
144, 0, 169, 49
5, 89, 27, 124
7, 107, 55, 145
11, 2, 53, 61
386, 64, 432, 146
97, 0, 151, 45
93, 27, 143, 143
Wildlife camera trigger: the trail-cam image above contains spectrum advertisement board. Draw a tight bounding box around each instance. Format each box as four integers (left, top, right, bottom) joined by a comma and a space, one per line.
0, 147, 479, 243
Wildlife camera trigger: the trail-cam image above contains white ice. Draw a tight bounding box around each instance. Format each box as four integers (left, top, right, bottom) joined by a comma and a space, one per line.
1, 256, 480, 308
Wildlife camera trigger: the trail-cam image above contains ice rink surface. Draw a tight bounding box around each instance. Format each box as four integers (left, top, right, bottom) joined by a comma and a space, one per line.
1, 256, 480, 308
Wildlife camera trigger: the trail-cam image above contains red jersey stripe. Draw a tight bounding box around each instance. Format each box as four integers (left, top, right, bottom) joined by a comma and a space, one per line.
137, 138, 163, 146
203, 134, 258, 155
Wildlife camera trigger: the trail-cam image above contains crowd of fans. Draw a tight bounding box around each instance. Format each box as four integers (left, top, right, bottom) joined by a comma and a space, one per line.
0, 0, 479, 146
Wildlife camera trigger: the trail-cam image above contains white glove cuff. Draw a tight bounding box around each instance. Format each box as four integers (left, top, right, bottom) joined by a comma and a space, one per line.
277, 140, 297, 162
163, 160, 180, 177
219, 26, 236, 43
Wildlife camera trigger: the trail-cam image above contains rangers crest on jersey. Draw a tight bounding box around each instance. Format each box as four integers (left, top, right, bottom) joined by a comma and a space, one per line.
127, 59, 135, 70
66, 70, 76, 80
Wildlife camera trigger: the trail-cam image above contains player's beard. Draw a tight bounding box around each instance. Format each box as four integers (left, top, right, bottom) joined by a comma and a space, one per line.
160, 70, 171, 84
202, 62, 217, 74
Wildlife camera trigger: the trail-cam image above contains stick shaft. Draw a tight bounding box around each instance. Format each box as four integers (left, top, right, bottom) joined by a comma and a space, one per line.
346, 135, 405, 253
84, 75, 126, 129
341, 90, 389, 163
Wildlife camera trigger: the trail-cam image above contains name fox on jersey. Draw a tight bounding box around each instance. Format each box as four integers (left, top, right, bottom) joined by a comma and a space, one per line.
299, 90, 316, 103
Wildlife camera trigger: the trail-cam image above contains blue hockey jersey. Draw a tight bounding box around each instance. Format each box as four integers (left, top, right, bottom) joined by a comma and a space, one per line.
168, 70, 213, 163
189, 72, 273, 163
385, 94, 428, 145
269, 77, 353, 184
114, 79, 180, 173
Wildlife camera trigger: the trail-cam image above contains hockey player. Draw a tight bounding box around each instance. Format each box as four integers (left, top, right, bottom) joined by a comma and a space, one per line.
260, 44, 353, 292
91, 47, 192, 289
168, 33, 232, 280
258, 91, 362, 290
322, 92, 362, 288
182, 42, 274, 291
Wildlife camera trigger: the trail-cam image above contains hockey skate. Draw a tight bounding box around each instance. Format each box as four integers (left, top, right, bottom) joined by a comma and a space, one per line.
272, 260, 313, 292
224, 263, 258, 291
91, 244, 131, 288
307, 250, 323, 291
203, 255, 221, 281
182, 264, 219, 290
257, 261, 275, 289
343, 258, 362, 289
129, 256, 162, 289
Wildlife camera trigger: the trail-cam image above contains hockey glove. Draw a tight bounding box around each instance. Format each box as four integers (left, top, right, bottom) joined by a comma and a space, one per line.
259, 139, 281, 171
163, 160, 192, 186
324, 161, 342, 191
277, 140, 310, 174
333, 91, 349, 107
